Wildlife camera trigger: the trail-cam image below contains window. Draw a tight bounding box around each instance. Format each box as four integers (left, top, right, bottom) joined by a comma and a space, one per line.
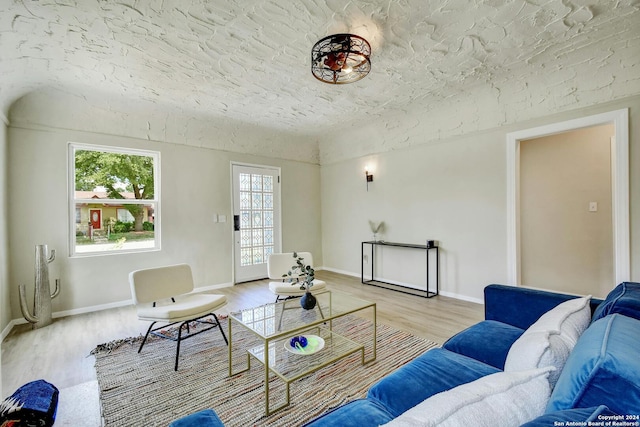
117, 208, 135, 223
69, 143, 160, 256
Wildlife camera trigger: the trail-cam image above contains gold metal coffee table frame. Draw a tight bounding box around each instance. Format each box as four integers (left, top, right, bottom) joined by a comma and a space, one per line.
228, 291, 377, 415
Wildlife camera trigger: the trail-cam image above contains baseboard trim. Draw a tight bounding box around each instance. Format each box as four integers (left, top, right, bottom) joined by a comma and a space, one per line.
320, 266, 483, 305
10, 299, 135, 327
438, 290, 483, 305
194, 282, 234, 292
1, 320, 16, 342
5, 281, 235, 334
320, 266, 358, 277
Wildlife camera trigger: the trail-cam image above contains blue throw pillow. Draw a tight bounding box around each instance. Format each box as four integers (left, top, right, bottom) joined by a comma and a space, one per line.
547, 314, 640, 414
522, 406, 617, 426
592, 282, 640, 323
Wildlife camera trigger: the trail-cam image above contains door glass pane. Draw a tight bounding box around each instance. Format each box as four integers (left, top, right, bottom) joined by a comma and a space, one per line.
264, 193, 273, 209
241, 211, 250, 228
240, 191, 250, 209
265, 245, 274, 258
252, 193, 262, 209
241, 230, 251, 247
252, 211, 262, 227
264, 211, 273, 227
265, 228, 273, 244
241, 248, 251, 266
253, 229, 263, 246
253, 247, 264, 264
239, 172, 276, 267
252, 175, 262, 191
240, 173, 251, 191
264, 176, 273, 192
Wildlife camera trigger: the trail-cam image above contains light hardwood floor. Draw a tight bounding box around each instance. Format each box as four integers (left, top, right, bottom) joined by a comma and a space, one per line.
1, 271, 484, 397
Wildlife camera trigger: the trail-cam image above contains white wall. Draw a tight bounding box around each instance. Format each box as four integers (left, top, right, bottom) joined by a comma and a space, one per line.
321, 95, 640, 302
6, 91, 640, 316
0, 118, 8, 327
322, 130, 507, 302
7, 124, 321, 319
0, 115, 8, 391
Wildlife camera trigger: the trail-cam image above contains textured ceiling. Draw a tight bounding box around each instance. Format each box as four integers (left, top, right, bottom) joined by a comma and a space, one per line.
1, 0, 639, 138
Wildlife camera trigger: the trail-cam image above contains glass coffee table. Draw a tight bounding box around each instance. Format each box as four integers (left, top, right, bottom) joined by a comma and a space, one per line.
228, 290, 376, 415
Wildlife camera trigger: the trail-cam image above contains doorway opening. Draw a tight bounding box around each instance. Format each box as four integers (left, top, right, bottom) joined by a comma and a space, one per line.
506, 109, 629, 292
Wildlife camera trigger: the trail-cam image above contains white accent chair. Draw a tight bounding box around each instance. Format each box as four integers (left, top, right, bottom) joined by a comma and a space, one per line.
129, 264, 228, 371
268, 252, 327, 300
267, 252, 327, 329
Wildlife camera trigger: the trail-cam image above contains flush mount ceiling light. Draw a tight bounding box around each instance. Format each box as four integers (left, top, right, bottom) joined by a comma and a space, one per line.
311, 34, 371, 84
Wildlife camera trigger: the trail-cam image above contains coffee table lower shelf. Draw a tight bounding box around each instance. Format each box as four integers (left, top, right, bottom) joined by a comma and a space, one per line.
242, 327, 368, 415
227, 291, 377, 416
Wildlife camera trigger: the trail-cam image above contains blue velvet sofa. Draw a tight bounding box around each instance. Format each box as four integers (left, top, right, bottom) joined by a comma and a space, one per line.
304, 282, 640, 426
169, 409, 224, 427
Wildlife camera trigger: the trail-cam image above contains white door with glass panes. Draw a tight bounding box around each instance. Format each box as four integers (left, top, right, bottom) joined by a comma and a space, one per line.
232, 164, 281, 283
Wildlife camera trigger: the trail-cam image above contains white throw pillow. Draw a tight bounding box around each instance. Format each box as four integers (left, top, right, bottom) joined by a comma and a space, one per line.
381, 367, 553, 427
504, 295, 591, 387
504, 331, 571, 386
527, 295, 592, 345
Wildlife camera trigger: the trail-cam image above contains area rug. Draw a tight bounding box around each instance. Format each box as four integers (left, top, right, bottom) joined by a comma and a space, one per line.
93, 315, 438, 427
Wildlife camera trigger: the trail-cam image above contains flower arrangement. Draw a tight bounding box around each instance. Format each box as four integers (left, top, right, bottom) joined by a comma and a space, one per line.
282, 252, 315, 291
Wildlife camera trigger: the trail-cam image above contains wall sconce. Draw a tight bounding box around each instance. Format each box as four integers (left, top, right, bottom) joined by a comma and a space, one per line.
365, 168, 374, 191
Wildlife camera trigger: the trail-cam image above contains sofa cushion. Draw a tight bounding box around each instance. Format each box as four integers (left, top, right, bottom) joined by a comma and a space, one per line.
504, 296, 591, 387
443, 320, 524, 370
367, 348, 500, 418
302, 398, 394, 427
592, 282, 640, 323
521, 406, 618, 427
136, 294, 227, 321
169, 409, 224, 427
381, 367, 553, 427
547, 314, 640, 414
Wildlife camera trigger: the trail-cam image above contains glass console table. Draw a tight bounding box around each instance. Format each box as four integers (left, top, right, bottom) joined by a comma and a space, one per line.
228, 291, 376, 415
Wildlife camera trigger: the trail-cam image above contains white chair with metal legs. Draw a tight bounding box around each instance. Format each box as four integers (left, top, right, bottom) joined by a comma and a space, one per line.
267, 252, 326, 329
129, 264, 228, 371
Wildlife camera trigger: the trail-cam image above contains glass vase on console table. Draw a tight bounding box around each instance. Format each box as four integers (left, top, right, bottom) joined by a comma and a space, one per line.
369, 220, 385, 242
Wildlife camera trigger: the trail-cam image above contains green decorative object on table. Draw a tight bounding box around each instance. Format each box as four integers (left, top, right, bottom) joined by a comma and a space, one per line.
283, 252, 317, 309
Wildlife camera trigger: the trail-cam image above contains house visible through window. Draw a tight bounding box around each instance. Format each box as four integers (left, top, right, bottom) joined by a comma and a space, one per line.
69, 143, 160, 255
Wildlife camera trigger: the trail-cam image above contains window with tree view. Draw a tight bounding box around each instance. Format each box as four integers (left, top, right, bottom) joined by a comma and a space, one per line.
70, 144, 159, 255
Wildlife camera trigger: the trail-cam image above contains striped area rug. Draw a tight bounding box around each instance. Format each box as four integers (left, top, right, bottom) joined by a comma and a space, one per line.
94, 315, 438, 427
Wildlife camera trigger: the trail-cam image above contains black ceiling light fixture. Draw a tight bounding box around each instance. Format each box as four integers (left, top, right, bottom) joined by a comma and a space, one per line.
311, 33, 371, 84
